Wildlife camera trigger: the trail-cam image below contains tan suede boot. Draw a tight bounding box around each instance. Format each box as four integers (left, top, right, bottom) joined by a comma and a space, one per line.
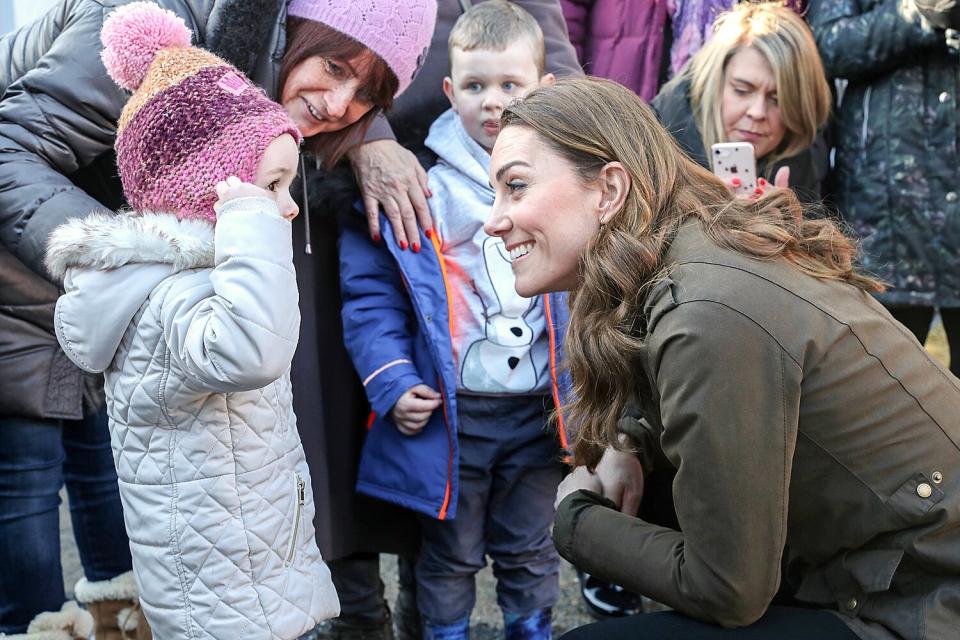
73, 571, 151, 640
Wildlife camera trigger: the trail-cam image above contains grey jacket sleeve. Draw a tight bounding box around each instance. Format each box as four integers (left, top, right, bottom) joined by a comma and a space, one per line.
553, 300, 802, 628
807, 0, 943, 82
159, 198, 301, 393
0, 0, 128, 279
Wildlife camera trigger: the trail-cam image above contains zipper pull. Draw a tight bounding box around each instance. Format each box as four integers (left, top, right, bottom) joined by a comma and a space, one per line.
297, 476, 305, 505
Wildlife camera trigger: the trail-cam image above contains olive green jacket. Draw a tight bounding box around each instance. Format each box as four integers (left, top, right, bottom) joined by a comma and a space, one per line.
554, 222, 960, 640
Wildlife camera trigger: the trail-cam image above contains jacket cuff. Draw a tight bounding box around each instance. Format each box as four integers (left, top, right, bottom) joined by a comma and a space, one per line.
361, 113, 397, 144
553, 489, 616, 565
213, 198, 292, 267
365, 360, 425, 418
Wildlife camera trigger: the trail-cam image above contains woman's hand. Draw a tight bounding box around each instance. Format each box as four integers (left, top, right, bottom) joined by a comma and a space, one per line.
725, 166, 791, 200
213, 176, 272, 212
595, 437, 645, 515
390, 384, 442, 435
555, 466, 603, 509
348, 139, 433, 251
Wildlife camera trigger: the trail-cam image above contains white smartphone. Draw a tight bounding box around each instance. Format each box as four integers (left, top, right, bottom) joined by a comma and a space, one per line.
710, 142, 757, 197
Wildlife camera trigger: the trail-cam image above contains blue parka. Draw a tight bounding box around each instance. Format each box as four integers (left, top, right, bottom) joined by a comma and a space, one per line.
339, 210, 571, 521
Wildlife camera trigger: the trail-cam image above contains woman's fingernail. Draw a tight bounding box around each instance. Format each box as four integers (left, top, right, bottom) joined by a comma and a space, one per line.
425, 229, 434, 240
400, 240, 408, 251
755, 187, 764, 195
731, 178, 741, 187
372, 233, 381, 243
412, 242, 421, 253
759, 178, 767, 186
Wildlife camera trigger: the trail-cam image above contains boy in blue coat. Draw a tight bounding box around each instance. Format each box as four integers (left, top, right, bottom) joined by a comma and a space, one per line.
338, 3, 567, 639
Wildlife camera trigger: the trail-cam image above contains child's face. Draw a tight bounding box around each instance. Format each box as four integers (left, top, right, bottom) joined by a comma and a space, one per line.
254, 134, 301, 220
443, 42, 554, 153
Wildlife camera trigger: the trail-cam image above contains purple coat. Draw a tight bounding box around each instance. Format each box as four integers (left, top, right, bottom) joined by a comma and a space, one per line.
560, 0, 668, 100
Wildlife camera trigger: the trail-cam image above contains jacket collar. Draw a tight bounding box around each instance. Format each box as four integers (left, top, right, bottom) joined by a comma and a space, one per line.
203, 0, 286, 92
45, 212, 215, 282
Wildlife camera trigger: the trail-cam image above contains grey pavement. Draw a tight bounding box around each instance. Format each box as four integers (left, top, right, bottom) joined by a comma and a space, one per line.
59, 495, 593, 638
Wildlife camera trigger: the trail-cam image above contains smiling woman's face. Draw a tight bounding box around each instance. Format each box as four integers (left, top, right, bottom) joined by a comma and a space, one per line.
280, 53, 376, 137
484, 126, 602, 297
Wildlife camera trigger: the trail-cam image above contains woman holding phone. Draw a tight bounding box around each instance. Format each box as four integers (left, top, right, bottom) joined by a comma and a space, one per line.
651, 2, 831, 202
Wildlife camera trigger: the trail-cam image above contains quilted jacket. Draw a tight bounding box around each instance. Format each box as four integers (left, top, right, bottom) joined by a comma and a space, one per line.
45, 199, 340, 639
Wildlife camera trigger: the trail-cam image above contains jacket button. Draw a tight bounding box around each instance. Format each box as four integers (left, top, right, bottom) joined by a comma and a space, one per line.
933, 471, 944, 484
844, 597, 859, 611
940, 91, 951, 103
947, 192, 959, 203
917, 483, 933, 498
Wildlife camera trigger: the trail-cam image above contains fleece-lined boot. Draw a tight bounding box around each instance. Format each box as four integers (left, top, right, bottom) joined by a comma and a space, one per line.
0, 601, 94, 639
73, 571, 151, 640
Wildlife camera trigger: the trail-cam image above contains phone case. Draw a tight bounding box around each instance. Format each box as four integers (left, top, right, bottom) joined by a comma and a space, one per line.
711, 142, 757, 197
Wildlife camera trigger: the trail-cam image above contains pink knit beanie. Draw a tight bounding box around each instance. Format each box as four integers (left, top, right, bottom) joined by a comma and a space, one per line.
101, 2, 302, 223
287, 0, 438, 96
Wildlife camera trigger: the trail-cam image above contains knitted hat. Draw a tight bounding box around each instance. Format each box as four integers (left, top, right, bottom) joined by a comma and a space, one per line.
287, 0, 438, 96
101, 2, 302, 223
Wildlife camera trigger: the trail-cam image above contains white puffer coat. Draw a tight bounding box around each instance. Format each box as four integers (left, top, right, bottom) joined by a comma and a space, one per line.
46, 198, 340, 639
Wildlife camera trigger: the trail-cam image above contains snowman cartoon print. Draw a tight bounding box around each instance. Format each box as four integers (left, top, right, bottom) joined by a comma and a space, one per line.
460, 236, 540, 393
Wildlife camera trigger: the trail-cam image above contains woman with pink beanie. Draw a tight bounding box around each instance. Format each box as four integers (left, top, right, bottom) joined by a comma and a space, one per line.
0, 0, 435, 638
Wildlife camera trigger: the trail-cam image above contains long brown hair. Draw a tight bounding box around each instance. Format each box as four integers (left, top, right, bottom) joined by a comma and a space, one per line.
281, 17, 399, 169
499, 77, 882, 467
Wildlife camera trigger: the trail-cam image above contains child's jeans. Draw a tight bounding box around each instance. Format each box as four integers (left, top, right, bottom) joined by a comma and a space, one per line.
416, 394, 563, 626
0, 409, 132, 633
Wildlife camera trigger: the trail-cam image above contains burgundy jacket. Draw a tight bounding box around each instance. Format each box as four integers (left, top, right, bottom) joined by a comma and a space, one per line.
560, 0, 668, 100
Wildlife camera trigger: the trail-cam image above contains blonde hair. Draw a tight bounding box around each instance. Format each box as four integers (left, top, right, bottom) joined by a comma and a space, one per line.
499, 77, 882, 467
687, 2, 830, 169
448, 0, 546, 75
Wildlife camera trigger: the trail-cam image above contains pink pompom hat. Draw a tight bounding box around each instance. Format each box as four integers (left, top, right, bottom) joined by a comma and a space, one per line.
101, 2, 301, 223
286, 0, 438, 97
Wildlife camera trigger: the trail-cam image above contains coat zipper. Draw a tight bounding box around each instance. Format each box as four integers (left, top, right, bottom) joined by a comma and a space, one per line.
284, 472, 305, 567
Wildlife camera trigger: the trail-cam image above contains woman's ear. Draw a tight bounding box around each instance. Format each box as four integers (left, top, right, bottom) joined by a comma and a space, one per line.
597, 162, 631, 225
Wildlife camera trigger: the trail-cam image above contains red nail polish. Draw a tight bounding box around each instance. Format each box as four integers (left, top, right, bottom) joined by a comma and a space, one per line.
755, 187, 764, 195
400, 240, 408, 251
758, 177, 767, 186
425, 229, 434, 240
731, 178, 741, 187
372, 233, 381, 243
412, 242, 421, 253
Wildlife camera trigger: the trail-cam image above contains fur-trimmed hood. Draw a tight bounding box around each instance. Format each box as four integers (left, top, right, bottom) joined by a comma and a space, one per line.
46, 212, 216, 373
45, 211, 215, 281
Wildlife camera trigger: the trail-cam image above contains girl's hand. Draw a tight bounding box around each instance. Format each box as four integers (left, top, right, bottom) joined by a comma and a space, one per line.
214, 176, 272, 212
555, 466, 603, 509
391, 384, 442, 435
726, 166, 791, 200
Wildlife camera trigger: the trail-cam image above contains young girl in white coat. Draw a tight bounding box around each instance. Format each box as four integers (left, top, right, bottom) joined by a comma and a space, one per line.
45, 4, 339, 638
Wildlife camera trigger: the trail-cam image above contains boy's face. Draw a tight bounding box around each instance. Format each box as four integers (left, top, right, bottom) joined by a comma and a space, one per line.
443, 41, 554, 152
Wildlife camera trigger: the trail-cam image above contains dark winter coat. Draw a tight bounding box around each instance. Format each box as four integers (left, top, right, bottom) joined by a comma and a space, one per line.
808, 0, 960, 307
650, 76, 826, 204
559, 0, 668, 100
554, 221, 960, 640
0, 244, 100, 420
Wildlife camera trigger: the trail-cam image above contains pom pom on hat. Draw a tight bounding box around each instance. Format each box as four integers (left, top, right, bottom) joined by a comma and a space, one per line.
101, 1, 192, 91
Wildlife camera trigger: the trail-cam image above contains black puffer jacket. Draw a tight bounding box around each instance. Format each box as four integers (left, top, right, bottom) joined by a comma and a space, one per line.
809, 0, 960, 307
